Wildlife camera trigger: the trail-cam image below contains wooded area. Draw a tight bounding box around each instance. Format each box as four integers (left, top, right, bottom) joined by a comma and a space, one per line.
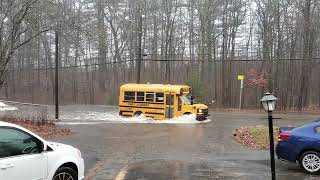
0, 0, 319, 110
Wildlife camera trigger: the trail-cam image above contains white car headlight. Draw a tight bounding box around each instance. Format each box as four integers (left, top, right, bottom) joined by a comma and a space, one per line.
76, 149, 82, 158
198, 109, 203, 113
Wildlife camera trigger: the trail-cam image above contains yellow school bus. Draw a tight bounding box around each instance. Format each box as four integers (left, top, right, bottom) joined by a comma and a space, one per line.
119, 83, 209, 120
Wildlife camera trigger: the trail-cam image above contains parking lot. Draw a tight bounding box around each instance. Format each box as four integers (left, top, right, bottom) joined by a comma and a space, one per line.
54, 105, 319, 180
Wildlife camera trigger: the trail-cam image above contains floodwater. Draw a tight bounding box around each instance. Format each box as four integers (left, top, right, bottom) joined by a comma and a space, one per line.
48, 105, 320, 179
58, 108, 211, 125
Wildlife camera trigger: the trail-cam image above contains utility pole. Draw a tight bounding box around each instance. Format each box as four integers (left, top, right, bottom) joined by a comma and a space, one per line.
136, 6, 142, 83
55, 30, 59, 120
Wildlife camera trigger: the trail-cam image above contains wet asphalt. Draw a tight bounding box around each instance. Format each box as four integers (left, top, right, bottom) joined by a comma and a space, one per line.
52, 105, 320, 180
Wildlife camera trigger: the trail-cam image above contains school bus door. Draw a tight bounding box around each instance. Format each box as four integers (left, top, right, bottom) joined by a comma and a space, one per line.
165, 93, 174, 118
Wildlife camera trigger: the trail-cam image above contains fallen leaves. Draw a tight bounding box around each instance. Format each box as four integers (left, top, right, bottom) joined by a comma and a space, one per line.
233, 126, 279, 150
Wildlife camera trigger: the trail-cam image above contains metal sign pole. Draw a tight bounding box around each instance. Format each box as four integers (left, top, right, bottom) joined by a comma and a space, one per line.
237, 75, 244, 111
239, 79, 243, 110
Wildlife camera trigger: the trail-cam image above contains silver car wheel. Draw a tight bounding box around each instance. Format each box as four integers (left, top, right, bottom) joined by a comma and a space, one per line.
302, 154, 320, 173
53, 172, 74, 180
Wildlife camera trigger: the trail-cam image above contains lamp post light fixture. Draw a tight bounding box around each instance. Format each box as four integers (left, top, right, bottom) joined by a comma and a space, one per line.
261, 92, 278, 112
260, 92, 278, 180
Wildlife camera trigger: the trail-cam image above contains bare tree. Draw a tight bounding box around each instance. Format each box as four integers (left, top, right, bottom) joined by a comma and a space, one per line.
0, 0, 48, 87
0, 0, 319, 110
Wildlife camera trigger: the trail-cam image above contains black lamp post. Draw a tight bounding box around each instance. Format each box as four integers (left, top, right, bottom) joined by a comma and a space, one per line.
260, 92, 278, 180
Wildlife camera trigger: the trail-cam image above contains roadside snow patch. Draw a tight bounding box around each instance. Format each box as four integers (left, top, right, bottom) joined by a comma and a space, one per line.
0, 102, 18, 111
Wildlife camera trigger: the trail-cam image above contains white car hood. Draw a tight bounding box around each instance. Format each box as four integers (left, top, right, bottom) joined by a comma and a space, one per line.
47, 141, 74, 151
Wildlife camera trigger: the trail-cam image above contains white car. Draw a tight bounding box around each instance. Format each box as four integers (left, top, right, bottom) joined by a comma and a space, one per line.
0, 121, 84, 180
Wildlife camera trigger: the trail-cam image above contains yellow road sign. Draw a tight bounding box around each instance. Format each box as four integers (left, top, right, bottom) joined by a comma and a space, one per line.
238, 75, 244, 80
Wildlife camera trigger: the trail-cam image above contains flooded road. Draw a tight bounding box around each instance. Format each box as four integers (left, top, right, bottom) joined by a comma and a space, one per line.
51, 105, 319, 179
56, 105, 211, 124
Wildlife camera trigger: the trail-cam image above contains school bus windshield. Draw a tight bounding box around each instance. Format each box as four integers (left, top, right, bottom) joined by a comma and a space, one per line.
181, 94, 196, 105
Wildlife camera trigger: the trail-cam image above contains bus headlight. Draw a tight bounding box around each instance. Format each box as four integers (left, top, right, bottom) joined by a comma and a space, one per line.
198, 109, 203, 113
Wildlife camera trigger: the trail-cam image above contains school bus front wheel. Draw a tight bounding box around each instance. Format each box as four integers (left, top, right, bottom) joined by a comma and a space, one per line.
196, 115, 207, 121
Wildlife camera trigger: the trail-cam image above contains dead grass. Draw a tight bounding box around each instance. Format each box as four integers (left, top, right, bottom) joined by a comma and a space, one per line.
233, 126, 279, 150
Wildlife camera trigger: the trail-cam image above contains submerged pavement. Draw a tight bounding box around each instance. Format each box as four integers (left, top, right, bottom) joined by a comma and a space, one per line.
53, 105, 319, 180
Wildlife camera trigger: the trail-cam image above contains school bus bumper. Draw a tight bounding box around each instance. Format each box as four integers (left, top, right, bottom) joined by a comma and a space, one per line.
196, 108, 208, 121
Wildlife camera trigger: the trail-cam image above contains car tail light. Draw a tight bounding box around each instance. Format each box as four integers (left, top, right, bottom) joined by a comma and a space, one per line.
278, 133, 292, 141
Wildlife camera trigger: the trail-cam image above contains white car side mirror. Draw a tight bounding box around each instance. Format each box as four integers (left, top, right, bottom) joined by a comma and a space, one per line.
42, 141, 48, 152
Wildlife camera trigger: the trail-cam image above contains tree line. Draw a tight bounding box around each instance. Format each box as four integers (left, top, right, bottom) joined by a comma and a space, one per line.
0, 0, 319, 110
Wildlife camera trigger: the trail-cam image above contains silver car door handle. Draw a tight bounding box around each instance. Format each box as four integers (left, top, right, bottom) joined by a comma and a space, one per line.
0, 163, 14, 169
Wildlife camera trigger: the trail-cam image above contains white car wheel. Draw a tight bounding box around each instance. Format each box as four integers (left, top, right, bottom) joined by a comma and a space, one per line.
53, 167, 77, 180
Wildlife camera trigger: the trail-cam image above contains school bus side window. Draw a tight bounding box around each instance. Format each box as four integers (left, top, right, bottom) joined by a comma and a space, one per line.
124, 91, 135, 101
155, 93, 164, 103
136, 92, 145, 101
146, 92, 154, 102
